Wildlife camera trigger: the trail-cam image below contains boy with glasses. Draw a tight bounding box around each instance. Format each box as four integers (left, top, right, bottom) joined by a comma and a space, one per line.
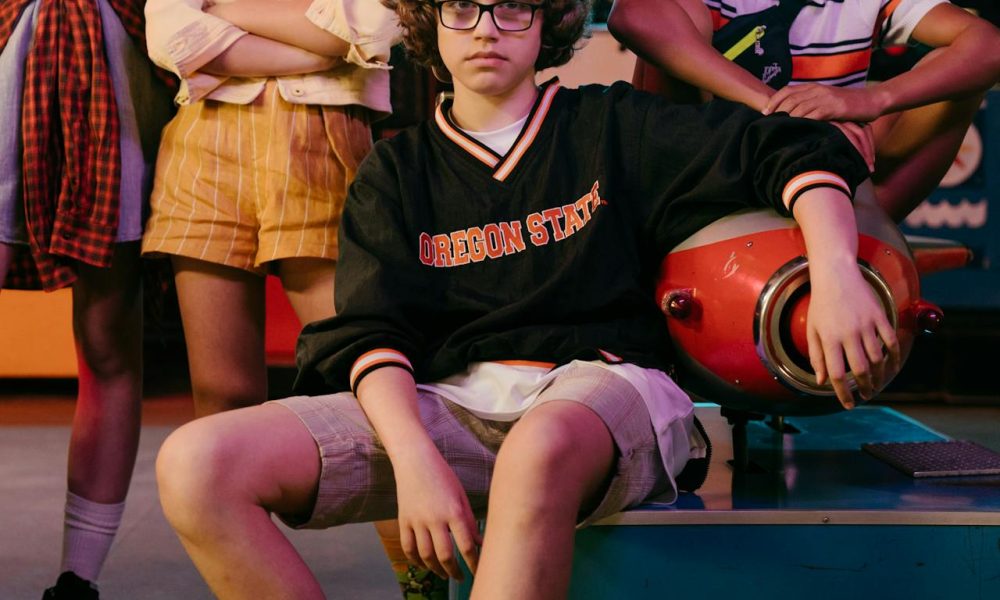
154, 1, 895, 598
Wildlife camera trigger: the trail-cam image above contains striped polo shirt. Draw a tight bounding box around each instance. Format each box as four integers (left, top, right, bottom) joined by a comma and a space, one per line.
706, 0, 948, 87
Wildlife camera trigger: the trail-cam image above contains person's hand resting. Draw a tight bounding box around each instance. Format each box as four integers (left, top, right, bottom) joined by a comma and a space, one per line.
393, 441, 482, 581
806, 259, 901, 408
763, 84, 889, 123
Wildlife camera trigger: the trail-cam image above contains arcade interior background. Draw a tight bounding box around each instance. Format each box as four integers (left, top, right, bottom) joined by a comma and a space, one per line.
1, 2, 999, 599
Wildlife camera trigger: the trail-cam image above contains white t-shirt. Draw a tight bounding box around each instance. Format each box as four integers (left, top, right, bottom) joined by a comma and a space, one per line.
456, 113, 529, 155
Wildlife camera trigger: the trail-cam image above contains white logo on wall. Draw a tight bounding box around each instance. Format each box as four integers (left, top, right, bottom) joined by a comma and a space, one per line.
905, 198, 988, 229
939, 123, 982, 188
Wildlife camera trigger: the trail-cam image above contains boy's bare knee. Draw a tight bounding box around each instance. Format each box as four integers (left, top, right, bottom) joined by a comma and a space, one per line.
499, 405, 610, 486
493, 403, 615, 516
500, 414, 578, 475
157, 420, 237, 530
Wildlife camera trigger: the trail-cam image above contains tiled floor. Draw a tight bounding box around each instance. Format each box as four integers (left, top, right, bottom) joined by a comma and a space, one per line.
0, 387, 402, 600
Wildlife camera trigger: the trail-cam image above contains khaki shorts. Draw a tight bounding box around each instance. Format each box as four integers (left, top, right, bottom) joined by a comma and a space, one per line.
272, 362, 671, 529
142, 81, 372, 274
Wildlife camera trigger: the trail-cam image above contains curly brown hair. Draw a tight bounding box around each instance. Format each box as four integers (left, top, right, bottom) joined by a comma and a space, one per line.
382, 0, 592, 73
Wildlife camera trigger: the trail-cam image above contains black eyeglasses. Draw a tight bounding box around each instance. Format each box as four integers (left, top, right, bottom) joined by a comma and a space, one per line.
434, 1, 543, 32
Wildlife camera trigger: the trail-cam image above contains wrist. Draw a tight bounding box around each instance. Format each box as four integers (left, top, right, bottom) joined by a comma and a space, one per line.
386, 436, 442, 467
808, 254, 861, 286
748, 89, 773, 113
867, 84, 894, 118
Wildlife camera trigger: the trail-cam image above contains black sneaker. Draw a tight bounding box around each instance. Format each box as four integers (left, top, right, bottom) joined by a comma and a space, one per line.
42, 572, 99, 600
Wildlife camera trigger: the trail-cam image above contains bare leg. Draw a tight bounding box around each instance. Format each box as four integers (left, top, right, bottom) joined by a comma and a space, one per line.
172, 256, 267, 417
872, 94, 983, 221
68, 242, 144, 503
871, 50, 987, 222
471, 401, 615, 600
274, 257, 336, 326
0, 241, 13, 290
157, 404, 325, 599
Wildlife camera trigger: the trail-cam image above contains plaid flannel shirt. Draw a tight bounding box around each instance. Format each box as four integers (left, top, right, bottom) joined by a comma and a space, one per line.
1, 0, 173, 290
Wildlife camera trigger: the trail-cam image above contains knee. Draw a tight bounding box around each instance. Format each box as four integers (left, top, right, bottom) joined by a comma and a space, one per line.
76, 344, 139, 382
73, 318, 141, 381
494, 404, 615, 515
497, 413, 587, 486
156, 419, 240, 533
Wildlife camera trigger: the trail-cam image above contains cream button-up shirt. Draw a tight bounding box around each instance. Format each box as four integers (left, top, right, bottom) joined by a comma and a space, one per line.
145, 0, 400, 115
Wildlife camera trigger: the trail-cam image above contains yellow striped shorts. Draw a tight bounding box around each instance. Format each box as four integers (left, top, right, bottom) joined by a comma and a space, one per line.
142, 81, 372, 273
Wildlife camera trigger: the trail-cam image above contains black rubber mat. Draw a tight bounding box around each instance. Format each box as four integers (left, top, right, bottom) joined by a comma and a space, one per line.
862, 440, 1000, 478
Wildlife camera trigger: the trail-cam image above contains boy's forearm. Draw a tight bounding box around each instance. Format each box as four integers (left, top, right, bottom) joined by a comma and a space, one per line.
791, 187, 859, 281
355, 367, 441, 465
201, 34, 338, 77
791, 186, 899, 405
207, 0, 350, 57
608, 0, 773, 110
874, 8, 1000, 115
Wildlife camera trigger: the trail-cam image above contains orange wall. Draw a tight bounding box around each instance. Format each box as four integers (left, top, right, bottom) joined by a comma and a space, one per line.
0, 288, 78, 378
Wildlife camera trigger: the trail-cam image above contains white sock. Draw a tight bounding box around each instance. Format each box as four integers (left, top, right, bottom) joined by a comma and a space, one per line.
60, 491, 126, 584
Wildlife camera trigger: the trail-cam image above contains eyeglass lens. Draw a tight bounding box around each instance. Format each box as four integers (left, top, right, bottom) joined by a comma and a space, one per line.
439, 1, 537, 32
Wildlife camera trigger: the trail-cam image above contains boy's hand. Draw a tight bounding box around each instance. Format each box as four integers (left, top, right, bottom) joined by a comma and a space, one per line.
763, 84, 889, 123
393, 442, 482, 581
806, 261, 901, 408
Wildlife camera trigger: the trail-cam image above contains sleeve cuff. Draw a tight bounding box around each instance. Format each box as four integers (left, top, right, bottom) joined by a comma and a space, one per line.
167, 21, 248, 78
782, 171, 851, 214
174, 72, 228, 104
881, 0, 947, 45
350, 348, 414, 394
305, 0, 398, 70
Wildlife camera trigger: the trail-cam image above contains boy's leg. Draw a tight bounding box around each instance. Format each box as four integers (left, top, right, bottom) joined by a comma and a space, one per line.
171, 256, 267, 416
60, 243, 144, 582
157, 403, 325, 599
872, 50, 986, 222
472, 400, 615, 600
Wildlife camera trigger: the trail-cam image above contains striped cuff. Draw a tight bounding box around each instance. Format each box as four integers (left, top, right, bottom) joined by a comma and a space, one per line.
782, 171, 851, 214
350, 349, 414, 394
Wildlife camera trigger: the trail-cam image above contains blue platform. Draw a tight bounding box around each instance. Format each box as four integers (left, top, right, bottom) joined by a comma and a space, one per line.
451, 405, 1000, 599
